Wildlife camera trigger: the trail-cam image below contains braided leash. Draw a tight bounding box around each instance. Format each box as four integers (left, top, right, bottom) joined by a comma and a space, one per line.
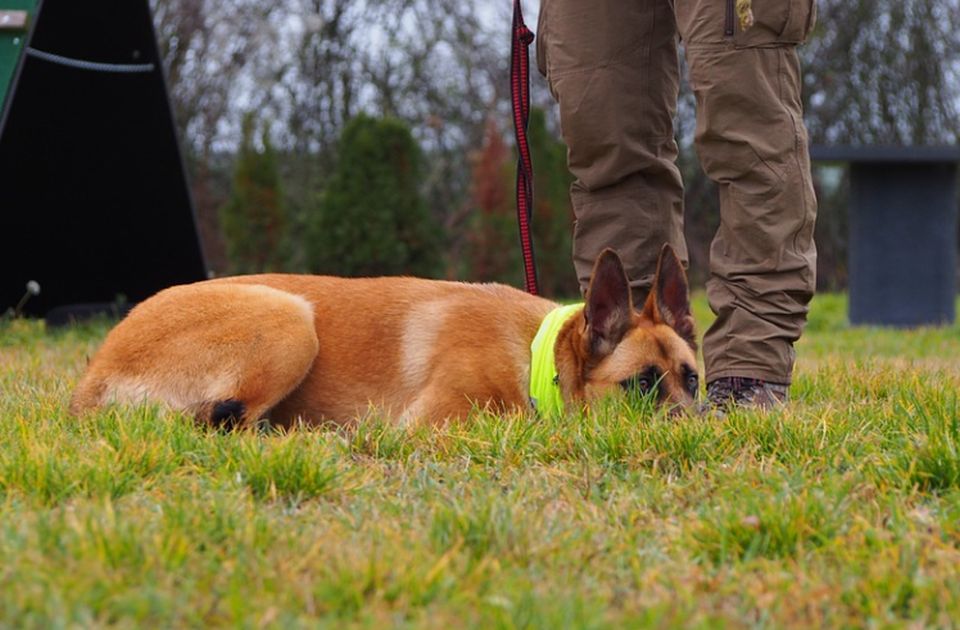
510, 0, 539, 295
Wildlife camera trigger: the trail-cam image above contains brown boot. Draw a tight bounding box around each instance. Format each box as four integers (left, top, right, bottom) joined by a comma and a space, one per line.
706, 377, 788, 411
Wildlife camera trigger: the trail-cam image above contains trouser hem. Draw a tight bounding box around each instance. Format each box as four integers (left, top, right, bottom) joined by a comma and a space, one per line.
706, 367, 792, 386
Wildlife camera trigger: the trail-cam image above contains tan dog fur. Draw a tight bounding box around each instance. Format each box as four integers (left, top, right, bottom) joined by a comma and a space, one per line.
70, 246, 698, 427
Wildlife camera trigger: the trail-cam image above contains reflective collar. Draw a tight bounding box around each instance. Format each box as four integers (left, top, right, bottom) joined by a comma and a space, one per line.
529, 303, 583, 418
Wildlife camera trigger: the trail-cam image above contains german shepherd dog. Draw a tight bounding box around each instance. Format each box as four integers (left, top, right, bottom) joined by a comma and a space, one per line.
70, 245, 698, 427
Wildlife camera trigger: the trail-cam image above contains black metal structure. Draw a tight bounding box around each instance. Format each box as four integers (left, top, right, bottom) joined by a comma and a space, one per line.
811, 145, 960, 327
0, 0, 207, 320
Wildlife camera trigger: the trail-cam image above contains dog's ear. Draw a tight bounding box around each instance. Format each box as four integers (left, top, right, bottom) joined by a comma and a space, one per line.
584, 249, 634, 357
643, 244, 696, 349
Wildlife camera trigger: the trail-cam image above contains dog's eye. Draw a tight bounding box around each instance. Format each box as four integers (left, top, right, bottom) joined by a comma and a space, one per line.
685, 373, 699, 394
620, 371, 656, 395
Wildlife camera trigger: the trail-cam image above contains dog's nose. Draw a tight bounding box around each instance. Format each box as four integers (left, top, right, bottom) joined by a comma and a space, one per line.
666, 401, 688, 418
665, 395, 699, 418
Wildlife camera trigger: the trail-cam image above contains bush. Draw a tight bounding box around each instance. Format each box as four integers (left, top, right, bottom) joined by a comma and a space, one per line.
305, 115, 441, 278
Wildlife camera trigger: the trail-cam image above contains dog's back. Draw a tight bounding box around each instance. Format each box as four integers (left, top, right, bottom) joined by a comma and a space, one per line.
216, 275, 556, 425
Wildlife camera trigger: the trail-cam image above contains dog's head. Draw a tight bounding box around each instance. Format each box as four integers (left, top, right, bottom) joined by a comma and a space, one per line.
555, 245, 699, 413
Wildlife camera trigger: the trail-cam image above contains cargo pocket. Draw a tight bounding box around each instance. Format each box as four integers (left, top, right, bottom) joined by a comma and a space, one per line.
734, 0, 816, 48
537, 1, 652, 80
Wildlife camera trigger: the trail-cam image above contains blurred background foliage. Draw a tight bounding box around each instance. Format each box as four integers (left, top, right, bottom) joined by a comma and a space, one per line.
151, 0, 960, 296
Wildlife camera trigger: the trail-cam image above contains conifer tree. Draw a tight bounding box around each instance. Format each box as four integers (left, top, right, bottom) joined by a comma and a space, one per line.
306, 115, 441, 277
219, 114, 288, 274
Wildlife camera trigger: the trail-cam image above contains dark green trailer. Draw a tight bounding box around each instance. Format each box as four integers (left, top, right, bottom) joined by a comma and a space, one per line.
0, 0, 207, 323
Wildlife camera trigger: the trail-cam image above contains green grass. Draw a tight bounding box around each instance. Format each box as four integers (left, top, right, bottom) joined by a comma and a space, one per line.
2, 294, 960, 627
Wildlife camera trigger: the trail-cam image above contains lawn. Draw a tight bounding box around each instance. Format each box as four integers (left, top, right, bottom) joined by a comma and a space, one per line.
1, 294, 959, 628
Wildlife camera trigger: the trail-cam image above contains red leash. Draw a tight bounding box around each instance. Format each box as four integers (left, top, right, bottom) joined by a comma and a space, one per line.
511, 0, 540, 295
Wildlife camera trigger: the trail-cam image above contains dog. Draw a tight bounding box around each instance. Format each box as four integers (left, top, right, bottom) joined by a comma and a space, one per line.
69, 245, 698, 428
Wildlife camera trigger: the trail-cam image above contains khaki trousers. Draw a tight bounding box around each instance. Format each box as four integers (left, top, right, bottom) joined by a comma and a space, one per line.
537, 0, 818, 384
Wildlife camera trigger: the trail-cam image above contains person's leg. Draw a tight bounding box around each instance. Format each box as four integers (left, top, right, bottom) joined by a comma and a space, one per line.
676, 0, 818, 406
537, 0, 685, 304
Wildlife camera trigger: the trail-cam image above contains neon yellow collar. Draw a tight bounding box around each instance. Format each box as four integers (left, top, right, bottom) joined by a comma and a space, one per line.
529, 303, 583, 418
